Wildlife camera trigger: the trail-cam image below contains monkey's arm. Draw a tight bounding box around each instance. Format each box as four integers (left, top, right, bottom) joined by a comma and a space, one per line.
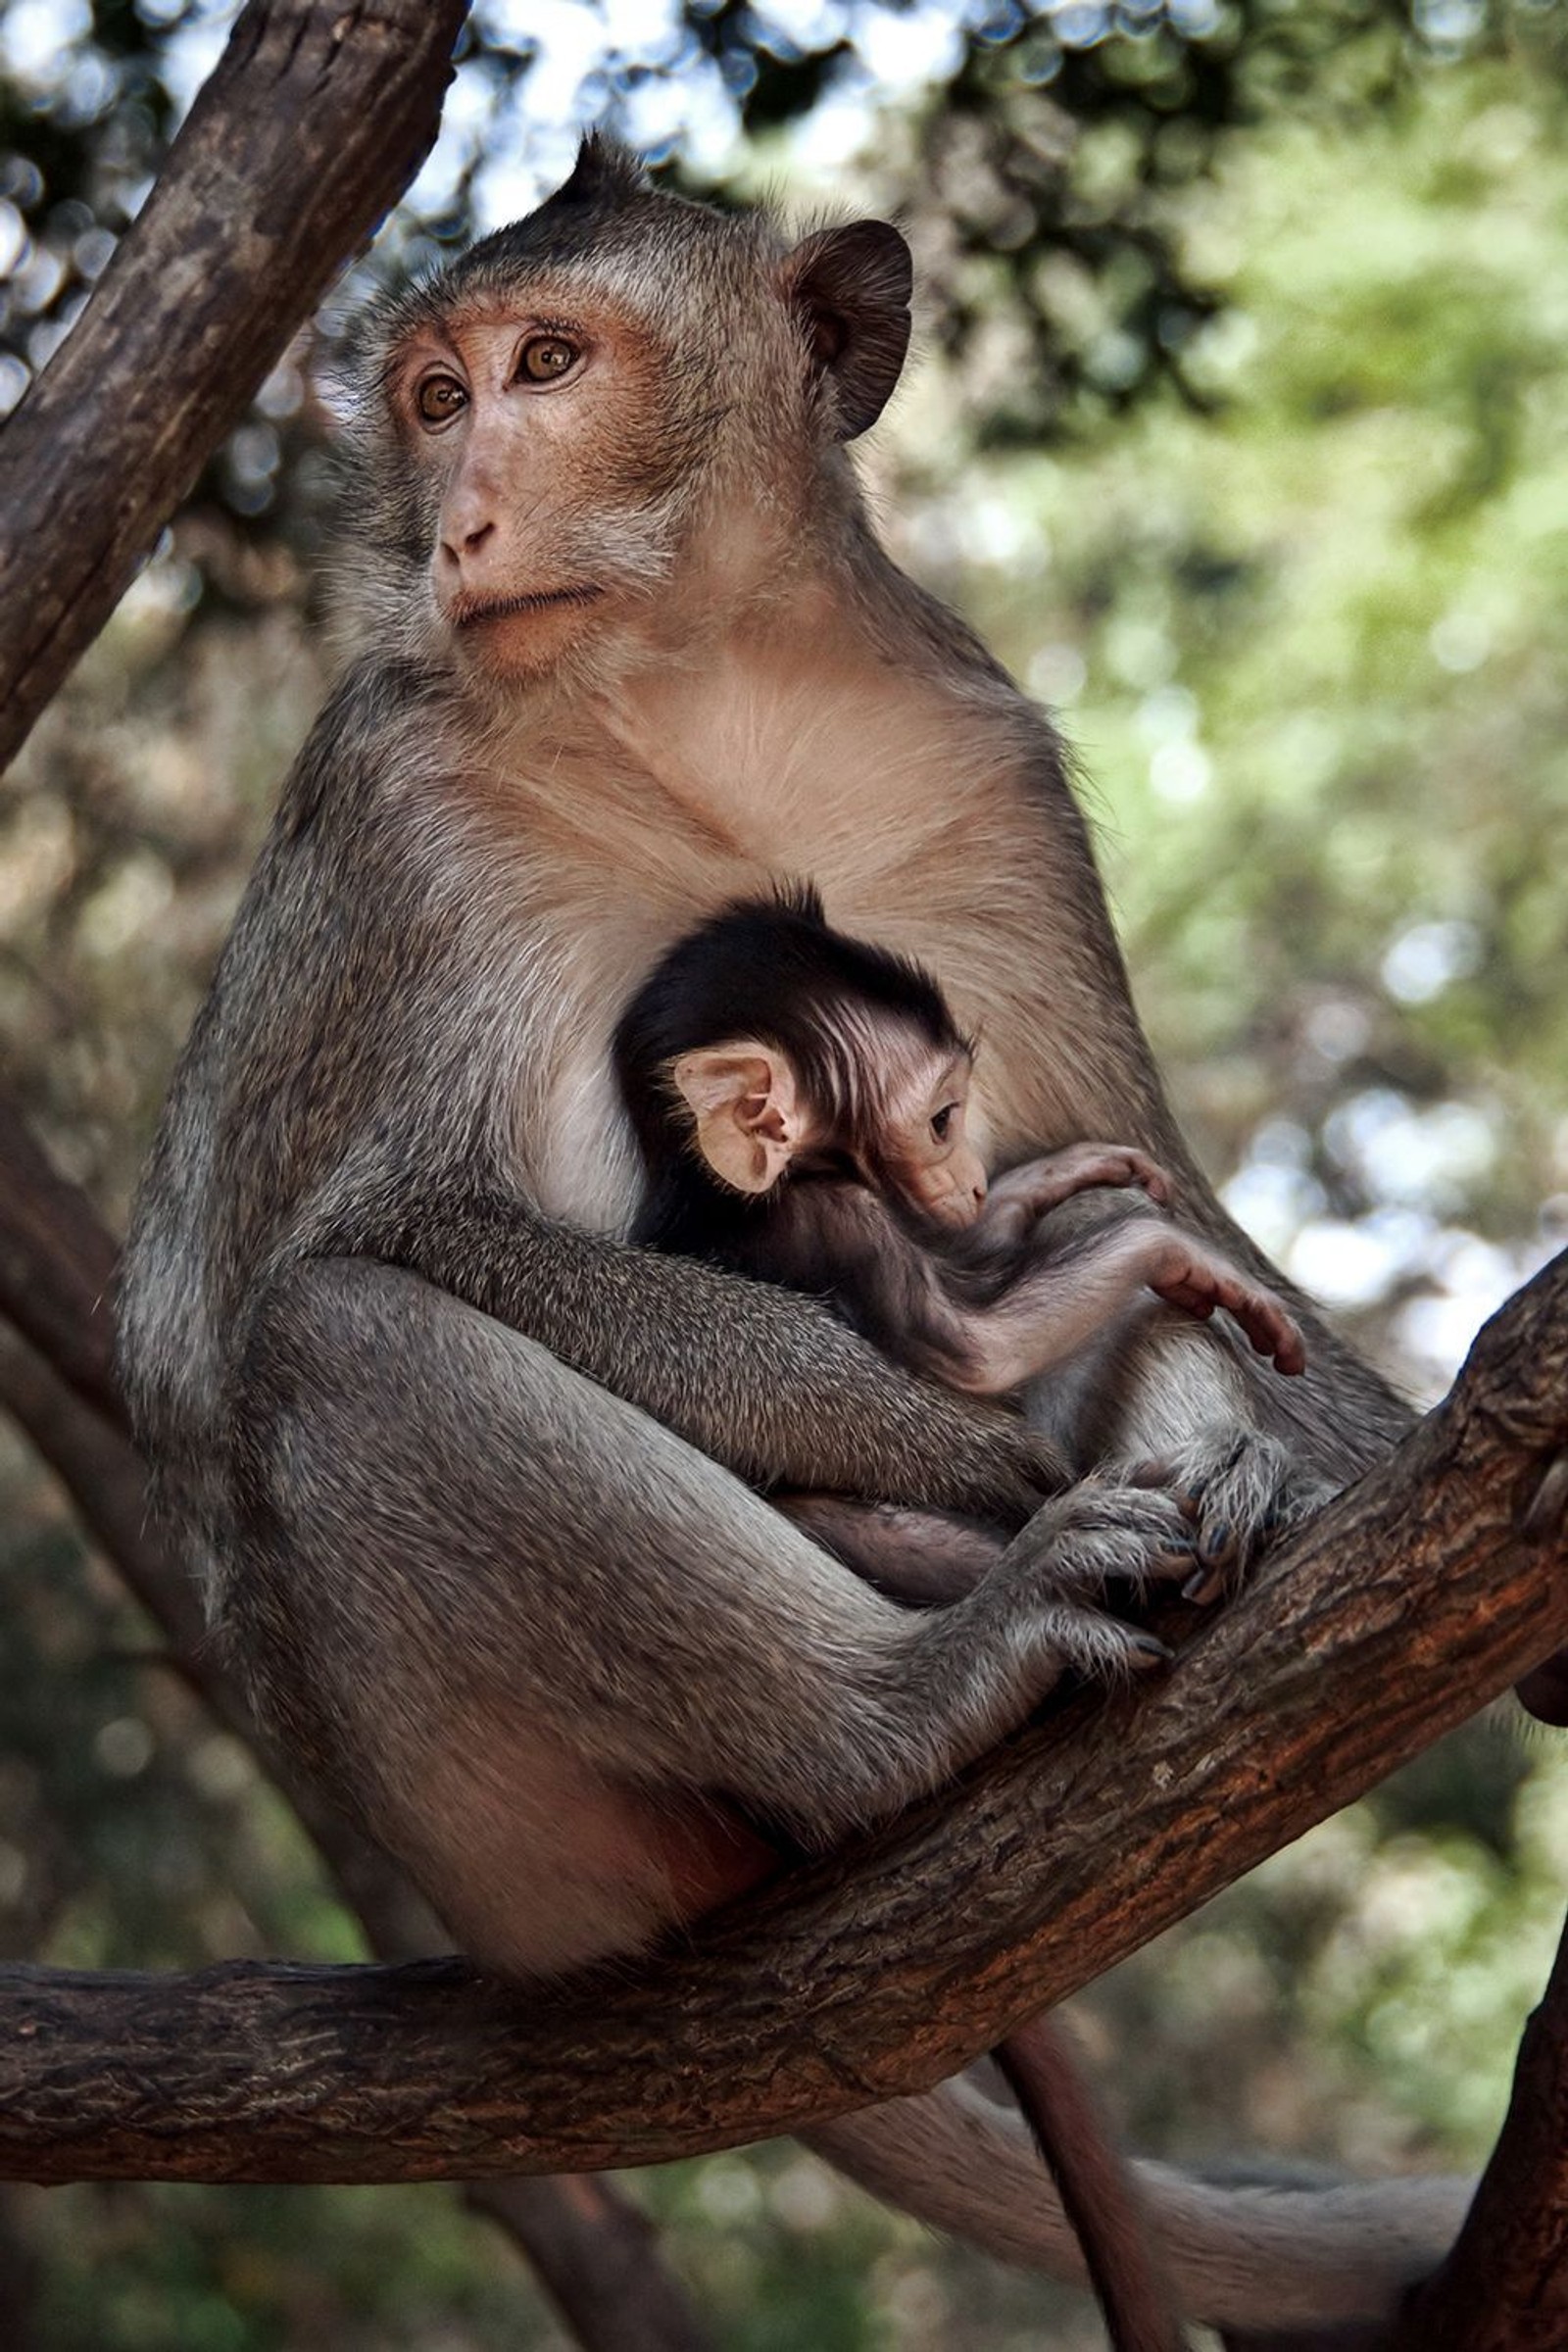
319, 1184, 1056, 1522
745, 1182, 1295, 1414
936, 1220, 1306, 1396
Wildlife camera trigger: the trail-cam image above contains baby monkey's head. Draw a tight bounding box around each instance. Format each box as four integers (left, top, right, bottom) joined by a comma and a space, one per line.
613, 885, 989, 1227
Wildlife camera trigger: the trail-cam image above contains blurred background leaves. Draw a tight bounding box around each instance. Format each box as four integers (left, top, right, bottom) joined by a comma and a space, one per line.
2, 1, 1566, 2345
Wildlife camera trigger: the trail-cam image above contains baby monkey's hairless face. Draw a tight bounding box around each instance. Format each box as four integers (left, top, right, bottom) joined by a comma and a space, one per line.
669, 1009, 990, 1230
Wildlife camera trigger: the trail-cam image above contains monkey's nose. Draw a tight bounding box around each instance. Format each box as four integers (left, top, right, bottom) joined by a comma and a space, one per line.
441, 517, 496, 569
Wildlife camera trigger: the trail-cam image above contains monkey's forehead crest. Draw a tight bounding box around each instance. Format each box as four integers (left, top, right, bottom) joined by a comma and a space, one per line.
359, 133, 782, 365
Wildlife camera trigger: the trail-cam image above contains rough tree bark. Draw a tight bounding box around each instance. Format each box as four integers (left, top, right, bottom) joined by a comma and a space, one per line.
0, 0, 470, 774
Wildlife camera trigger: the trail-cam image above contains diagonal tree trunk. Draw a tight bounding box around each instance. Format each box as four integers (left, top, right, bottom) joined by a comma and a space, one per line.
0, 0, 469, 774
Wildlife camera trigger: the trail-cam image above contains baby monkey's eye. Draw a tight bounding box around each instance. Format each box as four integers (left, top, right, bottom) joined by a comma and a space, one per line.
517, 334, 580, 384
415, 374, 467, 425
930, 1104, 959, 1143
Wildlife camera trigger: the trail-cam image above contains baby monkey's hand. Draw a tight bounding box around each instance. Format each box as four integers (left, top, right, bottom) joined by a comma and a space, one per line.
1132, 1227, 1307, 1377
980, 1142, 1172, 1249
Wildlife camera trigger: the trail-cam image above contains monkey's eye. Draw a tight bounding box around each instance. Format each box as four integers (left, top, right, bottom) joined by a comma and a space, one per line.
415, 374, 467, 425
517, 334, 580, 385
930, 1104, 959, 1144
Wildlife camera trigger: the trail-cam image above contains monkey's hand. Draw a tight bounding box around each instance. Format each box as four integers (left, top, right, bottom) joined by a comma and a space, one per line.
1124, 1428, 1340, 1603
982, 1144, 1172, 1248
1134, 1229, 1307, 1378
964, 1481, 1205, 1683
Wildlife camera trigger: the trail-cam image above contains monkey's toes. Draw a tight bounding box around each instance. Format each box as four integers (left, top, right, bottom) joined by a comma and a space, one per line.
1142, 1426, 1337, 1596
1001, 1482, 1200, 1599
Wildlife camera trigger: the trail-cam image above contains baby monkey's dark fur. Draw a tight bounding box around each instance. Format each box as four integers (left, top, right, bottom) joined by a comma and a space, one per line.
615, 885, 1304, 1436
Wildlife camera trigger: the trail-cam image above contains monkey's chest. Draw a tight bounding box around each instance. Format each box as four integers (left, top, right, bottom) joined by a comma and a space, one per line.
505, 855, 1059, 1238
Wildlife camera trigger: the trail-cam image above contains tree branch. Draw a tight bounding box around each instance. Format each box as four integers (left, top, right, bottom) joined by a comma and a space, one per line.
0, 1237, 1561, 2184
0, 0, 470, 774
0, 1102, 120, 1423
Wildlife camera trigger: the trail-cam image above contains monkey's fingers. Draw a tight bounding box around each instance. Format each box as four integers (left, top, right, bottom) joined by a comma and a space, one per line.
1004, 1143, 1174, 1214
1128, 1428, 1340, 1600
1002, 1483, 1202, 1597
1027, 1606, 1171, 1684
1219, 1281, 1307, 1376
1145, 1245, 1306, 1376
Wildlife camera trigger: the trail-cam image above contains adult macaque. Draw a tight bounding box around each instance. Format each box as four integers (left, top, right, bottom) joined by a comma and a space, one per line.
614, 882, 1305, 1624
118, 139, 1462, 2333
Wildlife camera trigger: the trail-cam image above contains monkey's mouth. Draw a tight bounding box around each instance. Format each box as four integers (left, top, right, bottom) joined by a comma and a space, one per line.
451, 585, 604, 628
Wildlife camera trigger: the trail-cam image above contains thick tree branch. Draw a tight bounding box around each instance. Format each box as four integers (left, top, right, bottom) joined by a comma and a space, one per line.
0, 0, 470, 774
0, 1102, 120, 1423
0, 1240, 1561, 2184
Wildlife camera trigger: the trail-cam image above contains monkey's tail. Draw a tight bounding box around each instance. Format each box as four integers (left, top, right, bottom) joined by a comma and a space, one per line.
804, 2081, 1472, 2333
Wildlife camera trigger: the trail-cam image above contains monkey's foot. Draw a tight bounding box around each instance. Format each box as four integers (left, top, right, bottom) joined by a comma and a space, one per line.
980, 1482, 1202, 1681
1126, 1427, 1338, 1603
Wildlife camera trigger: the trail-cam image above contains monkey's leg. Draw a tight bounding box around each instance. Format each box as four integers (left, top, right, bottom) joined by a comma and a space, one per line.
774, 1494, 1005, 1604
232, 1258, 1198, 1975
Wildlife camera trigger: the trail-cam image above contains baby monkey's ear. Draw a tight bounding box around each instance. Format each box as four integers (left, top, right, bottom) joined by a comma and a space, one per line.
669, 1044, 806, 1194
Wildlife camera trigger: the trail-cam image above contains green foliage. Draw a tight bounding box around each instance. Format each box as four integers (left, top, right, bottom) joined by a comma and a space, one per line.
895, 53, 1568, 1391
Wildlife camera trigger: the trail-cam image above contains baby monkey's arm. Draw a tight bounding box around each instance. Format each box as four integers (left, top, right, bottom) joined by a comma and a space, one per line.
942, 1217, 1307, 1396
977, 1141, 1171, 1250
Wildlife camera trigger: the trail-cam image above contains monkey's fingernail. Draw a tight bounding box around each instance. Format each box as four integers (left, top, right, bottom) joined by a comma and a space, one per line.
1183, 1568, 1223, 1604
1131, 1633, 1173, 1665
1201, 1522, 1232, 1561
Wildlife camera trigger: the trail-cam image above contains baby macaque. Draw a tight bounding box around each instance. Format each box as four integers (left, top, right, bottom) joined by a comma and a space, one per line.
613, 885, 1305, 1603
614, 882, 1265, 2352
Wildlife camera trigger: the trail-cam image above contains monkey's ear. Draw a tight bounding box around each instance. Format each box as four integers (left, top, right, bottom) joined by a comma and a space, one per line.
670, 1045, 804, 1195
784, 221, 913, 442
